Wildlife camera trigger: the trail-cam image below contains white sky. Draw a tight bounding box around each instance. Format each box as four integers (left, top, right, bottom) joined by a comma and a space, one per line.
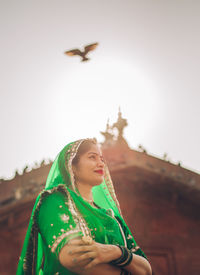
0, 0, 200, 179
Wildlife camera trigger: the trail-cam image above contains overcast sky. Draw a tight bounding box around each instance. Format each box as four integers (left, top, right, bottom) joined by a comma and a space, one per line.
0, 0, 200, 179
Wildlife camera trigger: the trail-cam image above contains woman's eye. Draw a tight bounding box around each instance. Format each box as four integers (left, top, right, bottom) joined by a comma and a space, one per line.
89, 155, 95, 159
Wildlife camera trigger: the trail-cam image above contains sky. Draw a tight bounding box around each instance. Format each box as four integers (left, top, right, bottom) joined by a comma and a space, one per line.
0, 0, 200, 179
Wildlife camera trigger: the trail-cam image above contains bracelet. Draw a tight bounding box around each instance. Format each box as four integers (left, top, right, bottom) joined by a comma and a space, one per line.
110, 245, 132, 267
117, 249, 133, 268
110, 245, 128, 265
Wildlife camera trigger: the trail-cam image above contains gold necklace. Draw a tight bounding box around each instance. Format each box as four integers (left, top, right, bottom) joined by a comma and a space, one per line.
82, 197, 100, 208
82, 197, 94, 204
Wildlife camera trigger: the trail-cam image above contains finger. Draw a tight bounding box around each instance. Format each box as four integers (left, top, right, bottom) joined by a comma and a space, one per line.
68, 238, 85, 246
72, 258, 92, 269
84, 258, 100, 269
69, 245, 94, 255
71, 253, 95, 268
78, 251, 97, 262
71, 256, 84, 266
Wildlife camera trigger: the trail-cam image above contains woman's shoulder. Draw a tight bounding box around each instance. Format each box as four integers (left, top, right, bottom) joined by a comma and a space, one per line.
39, 184, 68, 201
36, 185, 69, 216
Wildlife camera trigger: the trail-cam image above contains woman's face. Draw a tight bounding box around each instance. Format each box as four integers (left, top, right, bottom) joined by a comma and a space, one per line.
72, 143, 105, 187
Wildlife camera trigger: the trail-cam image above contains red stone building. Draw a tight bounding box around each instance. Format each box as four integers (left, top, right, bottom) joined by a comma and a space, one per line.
0, 113, 199, 275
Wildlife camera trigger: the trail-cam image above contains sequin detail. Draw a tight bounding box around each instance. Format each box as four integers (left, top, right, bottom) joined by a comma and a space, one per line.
61, 214, 70, 222
131, 246, 140, 252
51, 228, 80, 253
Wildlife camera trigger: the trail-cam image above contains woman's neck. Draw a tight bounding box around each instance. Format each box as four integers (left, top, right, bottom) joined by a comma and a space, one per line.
76, 182, 93, 201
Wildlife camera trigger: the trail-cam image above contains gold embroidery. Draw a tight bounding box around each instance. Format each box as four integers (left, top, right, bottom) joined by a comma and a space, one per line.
51, 228, 80, 253
66, 140, 85, 192
67, 190, 91, 237
131, 246, 140, 252
61, 214, 70, 222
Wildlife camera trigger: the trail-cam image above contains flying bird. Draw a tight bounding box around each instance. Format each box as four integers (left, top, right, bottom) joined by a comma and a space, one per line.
64, 42, 99, 62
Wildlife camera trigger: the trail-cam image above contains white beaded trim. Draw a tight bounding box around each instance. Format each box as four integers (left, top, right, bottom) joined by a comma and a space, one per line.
51, 228, 80, 253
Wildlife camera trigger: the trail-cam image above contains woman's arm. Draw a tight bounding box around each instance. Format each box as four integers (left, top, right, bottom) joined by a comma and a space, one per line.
59, 238, 122, 275
83, 244, 152, 275
59, 239, 152, 275
122, 253, 152, 275
112, 214, 151, 274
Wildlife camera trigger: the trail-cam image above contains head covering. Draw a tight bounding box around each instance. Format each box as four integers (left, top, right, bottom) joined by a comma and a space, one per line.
17, 138, 147, 275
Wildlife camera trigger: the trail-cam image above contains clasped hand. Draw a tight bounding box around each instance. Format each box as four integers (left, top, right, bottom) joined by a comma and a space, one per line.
59, 238, 121, 272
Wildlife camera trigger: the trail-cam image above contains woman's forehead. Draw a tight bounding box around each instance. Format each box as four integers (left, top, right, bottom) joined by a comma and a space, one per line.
86, 144, 102, 155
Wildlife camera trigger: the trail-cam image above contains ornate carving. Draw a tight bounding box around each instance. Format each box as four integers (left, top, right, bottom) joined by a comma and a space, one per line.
112, 107, 128, 140
100, 119, 115, 146
138, 144, 147, 153
101, 108, 129, 147
40, 159, 45, 167
14, 170, 20, 177
22, 165, 28, 174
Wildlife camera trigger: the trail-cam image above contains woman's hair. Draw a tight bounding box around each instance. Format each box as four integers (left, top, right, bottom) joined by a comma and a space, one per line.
72, 138, 97, 167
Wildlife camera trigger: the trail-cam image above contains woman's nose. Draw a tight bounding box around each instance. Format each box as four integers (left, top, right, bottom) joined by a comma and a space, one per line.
98, 158, 104, 167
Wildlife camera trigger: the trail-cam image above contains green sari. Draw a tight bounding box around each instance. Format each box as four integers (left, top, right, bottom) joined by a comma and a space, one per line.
17, 139, 147, 275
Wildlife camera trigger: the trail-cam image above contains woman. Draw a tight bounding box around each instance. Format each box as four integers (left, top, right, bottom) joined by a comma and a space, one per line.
17, 138, 152, 275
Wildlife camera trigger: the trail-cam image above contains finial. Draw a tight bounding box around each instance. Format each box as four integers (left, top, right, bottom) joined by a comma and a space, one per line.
100, 110, 129, 148
100, 118, 114, 145
112, 108, 128, 140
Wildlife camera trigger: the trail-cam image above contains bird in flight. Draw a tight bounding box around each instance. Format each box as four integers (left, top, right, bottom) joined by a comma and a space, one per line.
64, 42, 99, 62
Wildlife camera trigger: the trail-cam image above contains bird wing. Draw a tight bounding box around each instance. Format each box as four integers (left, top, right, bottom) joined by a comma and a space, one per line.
84, 43, 99, 54
64, 49, 82, 57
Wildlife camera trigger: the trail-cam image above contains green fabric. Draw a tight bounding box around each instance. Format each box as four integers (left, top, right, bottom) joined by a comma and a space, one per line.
17, 139, 147, 275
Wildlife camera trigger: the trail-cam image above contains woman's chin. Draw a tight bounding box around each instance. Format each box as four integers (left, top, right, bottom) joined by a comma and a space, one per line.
92, 177, 104, 186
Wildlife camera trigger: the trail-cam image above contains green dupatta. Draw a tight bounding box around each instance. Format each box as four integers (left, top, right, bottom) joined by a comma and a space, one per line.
17, 139, 147, 275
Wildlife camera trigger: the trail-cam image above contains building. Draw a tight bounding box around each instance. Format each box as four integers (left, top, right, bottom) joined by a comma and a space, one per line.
0, 112, 199, 275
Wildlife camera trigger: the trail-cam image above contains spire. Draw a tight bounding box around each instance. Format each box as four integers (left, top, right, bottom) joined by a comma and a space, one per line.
100, 118, 114, 146
112, 106, 128, 140
100, 108, 129, 147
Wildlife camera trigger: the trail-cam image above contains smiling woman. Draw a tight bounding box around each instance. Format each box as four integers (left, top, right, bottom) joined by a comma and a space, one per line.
72, 142, 105, 193
17, 138, 152, 275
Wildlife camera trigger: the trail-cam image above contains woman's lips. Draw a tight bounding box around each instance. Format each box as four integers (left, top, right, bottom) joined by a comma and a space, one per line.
94, 170, 104, 175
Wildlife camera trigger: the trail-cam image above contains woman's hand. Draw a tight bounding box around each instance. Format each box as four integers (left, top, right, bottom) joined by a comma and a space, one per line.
59, 238, 152, 275
59, 238, 122, 274
68, 239, 121, 269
